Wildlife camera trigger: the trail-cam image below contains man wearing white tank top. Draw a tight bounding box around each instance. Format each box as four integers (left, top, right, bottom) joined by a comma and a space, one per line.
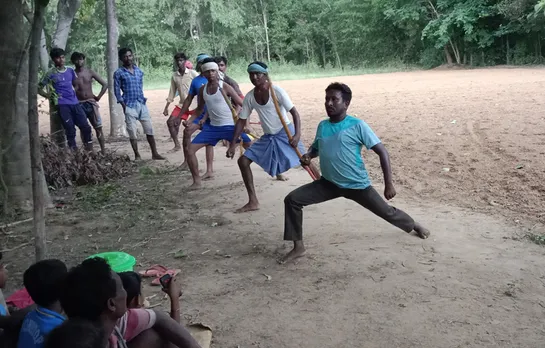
184, 59, 252, 188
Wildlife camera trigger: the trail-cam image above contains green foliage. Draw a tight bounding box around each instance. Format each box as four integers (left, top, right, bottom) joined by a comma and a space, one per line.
42, 0, 545, 80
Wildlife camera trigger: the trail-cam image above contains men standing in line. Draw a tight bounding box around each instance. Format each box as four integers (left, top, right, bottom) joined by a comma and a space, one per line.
281, 83, 430, 263
114, 48, 165, 161
71, 52, 108, 154
39, 47, 93, 151
163, 52, 199, 153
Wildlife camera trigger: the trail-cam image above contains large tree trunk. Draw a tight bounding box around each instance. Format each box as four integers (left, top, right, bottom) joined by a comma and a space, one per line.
0, 0, 32, 214
22, 1, 49, 72
105, 0, 126, 137
51, 0, 82, 48
1, 0, 51, 216
30, 0, 50, 261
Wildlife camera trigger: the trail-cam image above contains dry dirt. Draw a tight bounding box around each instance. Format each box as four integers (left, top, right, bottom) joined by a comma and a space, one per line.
4, 67, 545, 347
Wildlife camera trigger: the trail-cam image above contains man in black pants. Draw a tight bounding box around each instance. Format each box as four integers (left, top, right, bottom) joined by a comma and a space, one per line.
281, 82, 430, 263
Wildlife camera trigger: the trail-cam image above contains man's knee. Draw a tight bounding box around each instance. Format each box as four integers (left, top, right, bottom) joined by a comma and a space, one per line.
284, 192, 294, 206
127, 328, 164, 348
166, 117, 178, 128
187, 145, 199, 156
237, 155, 251, 169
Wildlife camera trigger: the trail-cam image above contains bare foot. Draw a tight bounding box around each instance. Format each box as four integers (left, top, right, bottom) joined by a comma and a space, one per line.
276, 174, 289, 181
201, 172, 214, 181
235, 201, 260, 213
412, 222, 430, 239
188, 181, 202, 189
168, 146, 181, 153
279, 244, 306, 264
179, 162, 189, 171
152, 154, 166, 160
134, 154, 142, 161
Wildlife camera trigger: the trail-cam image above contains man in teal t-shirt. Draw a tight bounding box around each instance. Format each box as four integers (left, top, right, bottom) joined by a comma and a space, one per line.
281, 82, 430, 263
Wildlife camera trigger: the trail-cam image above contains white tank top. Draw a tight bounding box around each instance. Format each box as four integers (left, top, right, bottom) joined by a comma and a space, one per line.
203, 82, 235, 127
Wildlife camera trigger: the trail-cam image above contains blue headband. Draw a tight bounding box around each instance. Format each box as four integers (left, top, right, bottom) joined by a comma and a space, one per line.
197, 54, 211, 63
247, 63, 268, 74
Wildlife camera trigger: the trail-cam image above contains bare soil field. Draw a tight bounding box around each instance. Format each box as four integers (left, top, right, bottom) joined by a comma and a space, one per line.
4, 67, 545, 347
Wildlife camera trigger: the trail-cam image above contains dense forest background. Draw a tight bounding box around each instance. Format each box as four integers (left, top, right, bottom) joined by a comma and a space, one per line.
44, 0, 545, 82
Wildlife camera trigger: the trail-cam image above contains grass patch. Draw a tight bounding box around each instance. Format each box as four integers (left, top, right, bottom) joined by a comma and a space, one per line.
75, 183, 120, 207
527, 232, 545, 245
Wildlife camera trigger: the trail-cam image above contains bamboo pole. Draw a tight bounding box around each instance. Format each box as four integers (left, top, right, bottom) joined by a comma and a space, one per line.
268, 82, 318, 181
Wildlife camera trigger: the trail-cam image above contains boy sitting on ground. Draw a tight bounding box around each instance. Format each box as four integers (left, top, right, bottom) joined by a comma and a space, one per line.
119, 272, 182, 323
17, 259, 67, 348
45, 319, 105, 348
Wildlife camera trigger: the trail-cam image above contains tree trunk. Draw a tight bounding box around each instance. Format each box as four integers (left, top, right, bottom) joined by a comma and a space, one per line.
260, 0, 271, 63
105, 0, 126, 137
322, 41, 326, 67
30, 0, 50, 261
506, 36, 510, 65
0, 0, 32, 214
22, 2, 49, 72
51, 0, 82, 49
1, 0, 51, 216
39, 29, 48, 72
444, 46, 453, 65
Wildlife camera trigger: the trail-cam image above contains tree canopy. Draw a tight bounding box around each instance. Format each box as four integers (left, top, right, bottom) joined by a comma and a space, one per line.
38, 0, 545, 75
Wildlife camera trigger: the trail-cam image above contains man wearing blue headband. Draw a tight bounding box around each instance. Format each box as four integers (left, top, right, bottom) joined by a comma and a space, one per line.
176, 53, 214, 178
227, 61, 316, 213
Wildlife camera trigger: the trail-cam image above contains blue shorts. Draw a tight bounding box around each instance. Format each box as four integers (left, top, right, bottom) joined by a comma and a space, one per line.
192, 124, 252, 146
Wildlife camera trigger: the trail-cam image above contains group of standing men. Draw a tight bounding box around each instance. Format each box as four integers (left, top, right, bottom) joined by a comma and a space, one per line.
41, 47, 430, 263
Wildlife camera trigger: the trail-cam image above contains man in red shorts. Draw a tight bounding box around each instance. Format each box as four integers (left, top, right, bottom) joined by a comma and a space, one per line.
163, 52, 199, 152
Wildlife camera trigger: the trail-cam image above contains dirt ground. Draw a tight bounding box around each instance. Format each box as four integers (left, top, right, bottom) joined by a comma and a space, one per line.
4, 67, 545, 347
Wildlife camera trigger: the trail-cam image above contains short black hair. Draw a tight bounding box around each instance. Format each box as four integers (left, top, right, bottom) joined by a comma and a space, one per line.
24, 259, 67, 307
119, 271, 141, 306
45, 319, 105, 348
201, 57, 216, 65
118, 47, 132, 60
50, 47, 65, 60
215, 56, 228, 65
174, 52, 187, 61
248, 61, 268, 70
325, 82, 352, 104
60, 258, 117, 320
70, 52, 85, 62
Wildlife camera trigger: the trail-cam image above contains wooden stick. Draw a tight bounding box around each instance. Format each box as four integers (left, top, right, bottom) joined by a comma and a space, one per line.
219, 84, 246, 157
268, 83, 318, 181
0, 218, 33, 229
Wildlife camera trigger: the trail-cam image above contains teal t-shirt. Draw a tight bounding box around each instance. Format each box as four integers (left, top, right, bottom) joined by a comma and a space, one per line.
312, 115, 380, 189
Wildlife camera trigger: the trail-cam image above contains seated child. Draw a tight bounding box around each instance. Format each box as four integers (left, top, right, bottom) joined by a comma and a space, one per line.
118, 272, 182, 323
17, 260, 67, 348
45, 319, 105, 348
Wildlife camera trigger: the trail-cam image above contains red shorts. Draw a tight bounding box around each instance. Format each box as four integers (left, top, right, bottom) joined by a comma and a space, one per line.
171, 106, 194, 120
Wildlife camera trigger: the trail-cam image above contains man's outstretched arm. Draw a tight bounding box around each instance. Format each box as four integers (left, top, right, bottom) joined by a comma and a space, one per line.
371, 143, 396, 200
